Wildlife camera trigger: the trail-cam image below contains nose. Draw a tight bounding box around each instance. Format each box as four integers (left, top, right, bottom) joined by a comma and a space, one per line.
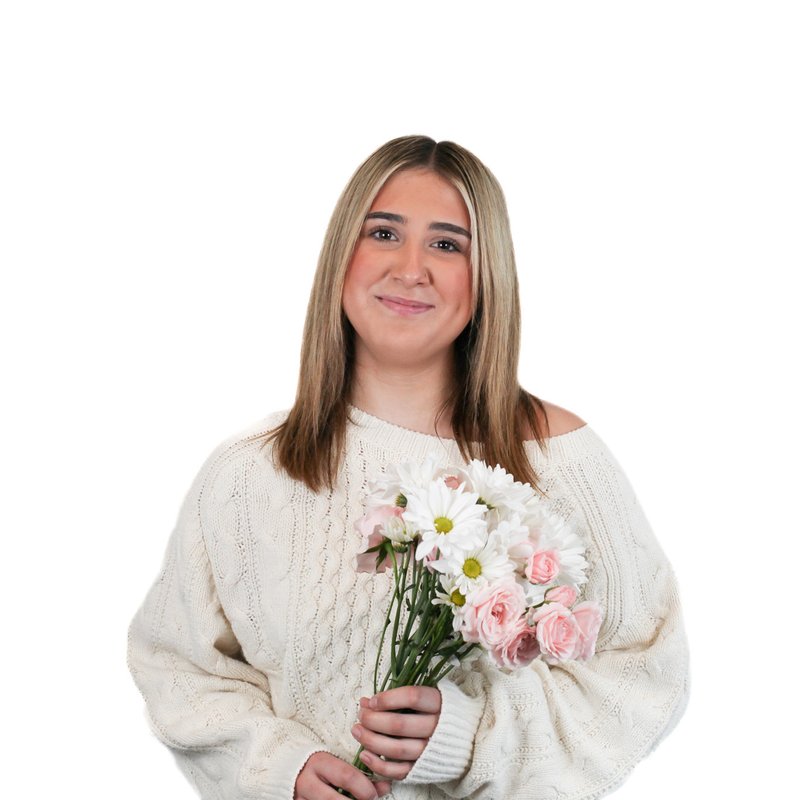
390, 242, 430, 286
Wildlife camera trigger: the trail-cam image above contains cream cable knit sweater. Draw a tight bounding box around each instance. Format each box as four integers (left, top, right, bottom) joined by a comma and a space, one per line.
127, 408, 689, 800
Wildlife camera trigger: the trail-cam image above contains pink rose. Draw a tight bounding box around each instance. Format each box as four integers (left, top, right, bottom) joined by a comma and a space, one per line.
443, 475, 463, 489
489, 617, 541, 669
526, 549, 561, 584
545, 585, 578, 607
355, 506, 402, 574
572, 601, 603, 660
356, 532, 389, 574
459, 579, 527, 647
531, 602, 580, 662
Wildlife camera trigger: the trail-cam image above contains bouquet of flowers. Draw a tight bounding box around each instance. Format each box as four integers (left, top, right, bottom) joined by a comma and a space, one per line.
350, 456, 603, 779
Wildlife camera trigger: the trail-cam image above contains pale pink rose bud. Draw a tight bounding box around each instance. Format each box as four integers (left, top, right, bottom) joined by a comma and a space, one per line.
526, 549, 561, 584
572, 601, 603, 660
490, 617, 541, 669
532, 602, 580, 662
443, 475, 463, 489
545, 585, 578, 607
355, 505, 403, 542
355, 532, 389, 574
460, 579, 527, 648
355, 506, 402, 574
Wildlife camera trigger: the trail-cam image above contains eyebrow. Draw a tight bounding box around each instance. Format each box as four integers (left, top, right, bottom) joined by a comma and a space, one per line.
365, 211, 472, 240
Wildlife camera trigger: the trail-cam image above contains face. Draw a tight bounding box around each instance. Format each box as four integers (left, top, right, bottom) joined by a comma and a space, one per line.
342, 168, 473, 371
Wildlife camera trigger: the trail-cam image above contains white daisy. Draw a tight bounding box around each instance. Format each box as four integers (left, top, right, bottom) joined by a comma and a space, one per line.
366, 454, 447, 510
461, 460, 540, 523
537, 515, 589, 588
432, 573, 469, 610
429, 530, 516, 596
490, 514, 535, 571
403, 478, 487, 560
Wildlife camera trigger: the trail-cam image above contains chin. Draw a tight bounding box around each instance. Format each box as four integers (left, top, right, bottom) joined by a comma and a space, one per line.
371, 344, 448, 370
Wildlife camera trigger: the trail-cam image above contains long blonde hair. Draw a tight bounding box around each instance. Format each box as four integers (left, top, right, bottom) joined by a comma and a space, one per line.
264, 135, 550, 492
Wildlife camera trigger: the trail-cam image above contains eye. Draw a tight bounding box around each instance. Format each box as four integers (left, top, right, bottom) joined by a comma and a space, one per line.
366, 226, 398, 242
433, 238, 461, 253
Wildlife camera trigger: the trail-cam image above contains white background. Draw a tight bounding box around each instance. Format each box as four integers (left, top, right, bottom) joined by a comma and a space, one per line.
2, 1, 797, 797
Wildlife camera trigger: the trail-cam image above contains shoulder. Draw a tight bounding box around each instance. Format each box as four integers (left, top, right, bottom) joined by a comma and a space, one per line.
531, 404, 639, 512
537, 399, 587, 438
189, 411, 290, 503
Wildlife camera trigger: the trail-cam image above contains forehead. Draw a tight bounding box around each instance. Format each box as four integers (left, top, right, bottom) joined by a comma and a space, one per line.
369, 169, 470, 228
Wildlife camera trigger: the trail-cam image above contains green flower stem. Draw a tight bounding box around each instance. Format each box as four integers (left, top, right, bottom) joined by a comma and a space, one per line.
393, 549, 415, 677
396, 569, 442, 684
404, 608, 451, 685
408, 551, 422, 611
373, 604, 394, 695
426, 662, 454, 685
393, 619, 432, 686
425, 642, 479, 685
388, 548, 403, 684
402, 556, 423, 638
393, 605, 446, 687
387, 546, 404, 680
373, 546, 404, 694
405, 571, 452, 684
352, 746, 371, 775
409, 570, 436, 647
385, 551, 425, 690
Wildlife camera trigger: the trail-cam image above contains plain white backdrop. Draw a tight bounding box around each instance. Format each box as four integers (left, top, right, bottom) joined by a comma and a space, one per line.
2, 1, 797, 797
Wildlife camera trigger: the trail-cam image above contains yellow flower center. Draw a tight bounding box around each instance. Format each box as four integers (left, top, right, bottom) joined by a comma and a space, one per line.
450, 589, 466, 607
395, 493, 407, 508
434, 516, 453, 534
463, 558, 482, 579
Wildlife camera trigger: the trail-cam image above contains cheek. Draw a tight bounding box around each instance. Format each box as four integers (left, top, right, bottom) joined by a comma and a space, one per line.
446, 268, 473, 319
343, 245, 381, 292
341, 277, 365, 330
341, 253, 369, 316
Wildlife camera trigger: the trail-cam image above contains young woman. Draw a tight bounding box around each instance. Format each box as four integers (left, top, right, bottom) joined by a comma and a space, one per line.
128, 136, 689, 800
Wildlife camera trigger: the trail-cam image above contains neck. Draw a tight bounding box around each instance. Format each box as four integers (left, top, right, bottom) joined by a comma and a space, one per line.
348, 350, 457, 438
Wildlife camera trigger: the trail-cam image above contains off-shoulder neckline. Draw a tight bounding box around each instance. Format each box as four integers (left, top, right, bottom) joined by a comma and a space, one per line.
347, 405, 590, 444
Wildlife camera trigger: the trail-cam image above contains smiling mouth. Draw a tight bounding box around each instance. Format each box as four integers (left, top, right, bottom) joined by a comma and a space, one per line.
376, 295, 435, 315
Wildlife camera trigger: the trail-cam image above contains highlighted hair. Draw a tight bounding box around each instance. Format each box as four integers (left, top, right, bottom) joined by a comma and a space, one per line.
264, 135, 550, 493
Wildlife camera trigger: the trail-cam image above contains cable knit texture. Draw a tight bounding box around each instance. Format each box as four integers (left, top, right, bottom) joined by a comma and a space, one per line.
127, 408, 690, 800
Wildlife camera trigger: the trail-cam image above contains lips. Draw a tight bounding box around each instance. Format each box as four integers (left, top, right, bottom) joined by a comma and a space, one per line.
376, 295, 435, 315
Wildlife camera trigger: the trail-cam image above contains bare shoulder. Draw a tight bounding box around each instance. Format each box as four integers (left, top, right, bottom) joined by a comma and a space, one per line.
537, 399, 588, 438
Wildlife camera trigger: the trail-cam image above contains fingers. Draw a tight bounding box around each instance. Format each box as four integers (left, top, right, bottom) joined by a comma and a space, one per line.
350, 688, 442, 785
357, 703, 438, 739
362, 685, 441, 714
295, 751, 388, 800
352, 723, 427, 762
359, 749, 414, 781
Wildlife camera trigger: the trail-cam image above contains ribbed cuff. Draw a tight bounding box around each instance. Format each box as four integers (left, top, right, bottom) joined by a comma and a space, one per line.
400, 676, 484, 785
264, 741, 335, 800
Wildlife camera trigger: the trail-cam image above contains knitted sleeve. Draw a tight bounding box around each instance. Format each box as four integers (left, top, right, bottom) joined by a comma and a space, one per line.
399, 437, 690, 799
126, 444, 332, 800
